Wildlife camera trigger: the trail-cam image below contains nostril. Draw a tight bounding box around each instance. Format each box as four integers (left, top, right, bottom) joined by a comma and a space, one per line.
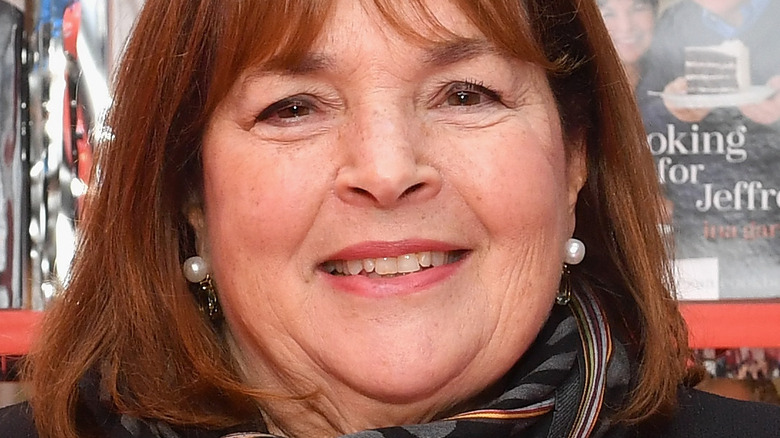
401, 183, 424, 199
336, 164, 441, 207
350, 187, 372, 197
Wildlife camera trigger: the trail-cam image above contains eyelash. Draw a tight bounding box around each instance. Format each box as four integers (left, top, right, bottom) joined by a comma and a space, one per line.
439, 79, 503, 107
256, 95, 316, 123
254, 79, 504, 125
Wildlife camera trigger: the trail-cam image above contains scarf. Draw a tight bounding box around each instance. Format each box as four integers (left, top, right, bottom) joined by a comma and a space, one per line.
106, 283, 632, 438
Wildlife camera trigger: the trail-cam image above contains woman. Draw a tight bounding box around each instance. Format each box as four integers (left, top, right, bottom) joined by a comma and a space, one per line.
597, 0, 657, 89
2, 0, 779, 437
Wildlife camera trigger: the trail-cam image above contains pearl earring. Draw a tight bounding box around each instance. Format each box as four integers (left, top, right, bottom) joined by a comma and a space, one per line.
183, 256, 209, 283
557, 238, 585, 306
564, 238, 585, 265
183, 256, 222, 322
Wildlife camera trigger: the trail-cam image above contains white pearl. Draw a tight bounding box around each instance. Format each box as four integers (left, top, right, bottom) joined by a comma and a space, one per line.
183, 256, 209, 283
564, 238, 585, 265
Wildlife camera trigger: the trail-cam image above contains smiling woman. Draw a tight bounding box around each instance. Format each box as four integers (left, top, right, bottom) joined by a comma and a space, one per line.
198, 3, 577, 422
1, 0, 779, 438
597, 0, 657, 88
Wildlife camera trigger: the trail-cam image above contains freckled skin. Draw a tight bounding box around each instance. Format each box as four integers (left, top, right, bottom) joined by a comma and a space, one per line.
192, 0, 587, 436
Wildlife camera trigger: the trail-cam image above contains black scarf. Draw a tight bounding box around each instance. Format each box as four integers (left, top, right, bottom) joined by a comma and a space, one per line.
90, 284, 632, 438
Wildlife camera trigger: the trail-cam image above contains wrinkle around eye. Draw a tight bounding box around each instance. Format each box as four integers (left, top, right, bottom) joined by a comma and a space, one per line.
428, 96, 552, 132
428, 111, 516, 131
248, 124, 335, 145
250, 98, 342, 143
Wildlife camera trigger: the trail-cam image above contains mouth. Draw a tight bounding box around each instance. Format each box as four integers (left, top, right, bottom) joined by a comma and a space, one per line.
614, 33, 647, 46
321, 250, 469, 278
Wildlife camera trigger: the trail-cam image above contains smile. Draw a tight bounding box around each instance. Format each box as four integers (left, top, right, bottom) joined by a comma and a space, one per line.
322, 250, 468, 278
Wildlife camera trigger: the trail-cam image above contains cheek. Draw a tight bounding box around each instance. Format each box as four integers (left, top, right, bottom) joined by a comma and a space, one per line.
603, 18, 618, 33
199, 134, 332, 273
443, 128, 570, 239
205, 164, 297, 245
636, 15, 654, 38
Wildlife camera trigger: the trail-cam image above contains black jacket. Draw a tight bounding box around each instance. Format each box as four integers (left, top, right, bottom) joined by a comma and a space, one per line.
2, 387, 780, 437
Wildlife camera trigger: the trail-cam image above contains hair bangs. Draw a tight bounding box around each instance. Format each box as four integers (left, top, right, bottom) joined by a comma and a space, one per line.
370, 0, 552, 69
206, 0, 334, 114
450, 0, 553, 69
207, 0, 556, 114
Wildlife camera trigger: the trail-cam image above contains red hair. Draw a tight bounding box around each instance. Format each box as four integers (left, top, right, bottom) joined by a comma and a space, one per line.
24, 1, 688, 437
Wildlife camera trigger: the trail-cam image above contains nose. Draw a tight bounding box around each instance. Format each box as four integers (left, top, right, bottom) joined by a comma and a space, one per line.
335, 106, 442, 209
610, 11, 634, 36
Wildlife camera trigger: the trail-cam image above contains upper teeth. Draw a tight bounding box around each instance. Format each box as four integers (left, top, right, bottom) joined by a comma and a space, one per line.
323, 251, 450, 276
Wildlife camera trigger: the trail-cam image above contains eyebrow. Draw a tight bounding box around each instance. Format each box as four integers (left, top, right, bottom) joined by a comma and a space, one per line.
422, 38, 500, 67
280, 53, 335, 75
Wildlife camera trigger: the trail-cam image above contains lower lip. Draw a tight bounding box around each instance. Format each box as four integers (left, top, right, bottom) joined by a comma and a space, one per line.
321, 255, 468, 298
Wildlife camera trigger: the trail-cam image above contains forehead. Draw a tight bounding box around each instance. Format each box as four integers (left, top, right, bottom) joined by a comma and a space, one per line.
308, 1, 487, 59
268, 0, 501, 71
350, 0, 480, 39
206, 0, 548, 110
251, 1, 541, 64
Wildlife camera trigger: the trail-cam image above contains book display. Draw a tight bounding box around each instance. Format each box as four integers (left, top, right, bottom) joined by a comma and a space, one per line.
634, 0, 780, 300
600, 0, 780, 403
600, 0, 780, 354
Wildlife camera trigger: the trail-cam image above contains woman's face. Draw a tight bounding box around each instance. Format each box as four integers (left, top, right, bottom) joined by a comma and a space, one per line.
599, 0, 655, 65
196, 0, 585, 419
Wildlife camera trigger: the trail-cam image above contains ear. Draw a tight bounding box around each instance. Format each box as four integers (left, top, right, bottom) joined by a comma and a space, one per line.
565, 135, 588, 234
186, 201, 210, 259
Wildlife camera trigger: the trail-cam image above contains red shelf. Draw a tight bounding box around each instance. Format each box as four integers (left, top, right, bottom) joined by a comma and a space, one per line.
0, 310, 43, 356
1, 304, 779, 356
680, 301, 780, 349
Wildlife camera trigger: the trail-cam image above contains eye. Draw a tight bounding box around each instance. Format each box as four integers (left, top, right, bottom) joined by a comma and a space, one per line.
443, 81, 502, 107
449, 90, 483, 106
256, 96, 315, 124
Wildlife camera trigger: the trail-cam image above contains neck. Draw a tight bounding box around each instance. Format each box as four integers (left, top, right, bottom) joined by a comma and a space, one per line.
720, 11, 743, 27
257, 375, 505, 438
258, 394, 440, 438
708, 3, 746, 27
226, 334, 466, 438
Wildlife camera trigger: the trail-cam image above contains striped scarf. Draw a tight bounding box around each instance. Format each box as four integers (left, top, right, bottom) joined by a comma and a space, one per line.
221, 283, 631, 438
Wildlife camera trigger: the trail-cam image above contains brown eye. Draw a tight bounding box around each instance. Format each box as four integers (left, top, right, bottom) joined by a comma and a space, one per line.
442, 81, 502, 108
448, 91, 484, 106
276, 103, 311, 119
257, 97, 314, 123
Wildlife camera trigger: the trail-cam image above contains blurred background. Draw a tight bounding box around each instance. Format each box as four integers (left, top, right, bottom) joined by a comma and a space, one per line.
1, 0, 779, 409
0, 0, 142, 407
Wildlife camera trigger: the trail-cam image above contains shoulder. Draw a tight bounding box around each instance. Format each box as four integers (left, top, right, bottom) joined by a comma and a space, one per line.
0, 399, 264, 438
0, 402, 38, 437
632, 387, 780, 438
648, 1, 708, 48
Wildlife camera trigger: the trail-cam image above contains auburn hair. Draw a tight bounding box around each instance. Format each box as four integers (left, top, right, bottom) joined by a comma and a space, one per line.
24, 1, 688, 437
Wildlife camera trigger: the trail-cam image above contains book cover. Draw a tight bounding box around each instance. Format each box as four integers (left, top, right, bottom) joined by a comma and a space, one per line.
600, 0, 780, 299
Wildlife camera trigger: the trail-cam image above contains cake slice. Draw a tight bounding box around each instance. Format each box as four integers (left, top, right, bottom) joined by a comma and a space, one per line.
684, 40, 751, 94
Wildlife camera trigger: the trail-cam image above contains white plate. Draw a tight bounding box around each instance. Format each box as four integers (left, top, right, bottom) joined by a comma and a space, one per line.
648, 86, 776, 109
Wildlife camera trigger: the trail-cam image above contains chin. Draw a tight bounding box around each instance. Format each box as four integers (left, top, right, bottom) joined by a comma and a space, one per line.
329, 342, 514, 409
